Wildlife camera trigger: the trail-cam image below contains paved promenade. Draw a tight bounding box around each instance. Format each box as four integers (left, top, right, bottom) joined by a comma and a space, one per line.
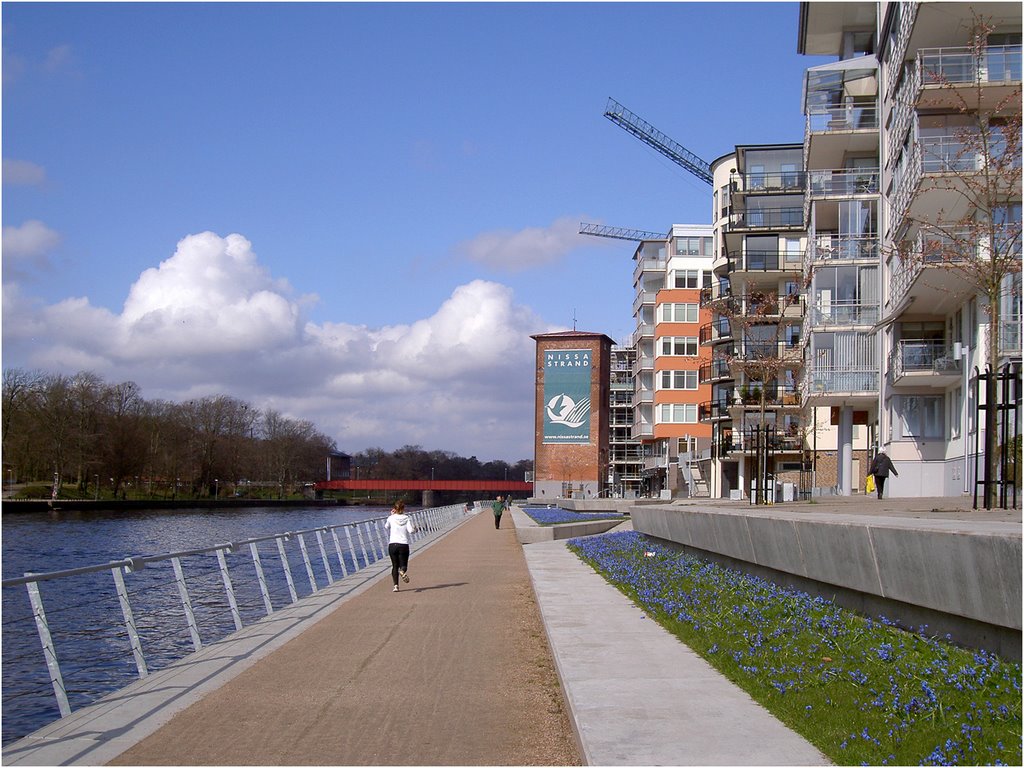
3, 505, 834, 766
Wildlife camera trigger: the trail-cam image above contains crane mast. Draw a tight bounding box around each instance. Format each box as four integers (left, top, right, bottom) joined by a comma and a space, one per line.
604, 97, 713, 186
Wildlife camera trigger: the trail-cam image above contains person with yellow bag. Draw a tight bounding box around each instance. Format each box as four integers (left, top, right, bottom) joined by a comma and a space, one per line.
867, 449, 898, 499
865, 473, 876, 495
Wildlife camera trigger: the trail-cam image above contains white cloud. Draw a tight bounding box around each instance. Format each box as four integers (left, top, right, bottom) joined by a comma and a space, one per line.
3, 158, 47, 187
2, 232, 553, 460
2, 220, 61, 273
457, 215, 588, 271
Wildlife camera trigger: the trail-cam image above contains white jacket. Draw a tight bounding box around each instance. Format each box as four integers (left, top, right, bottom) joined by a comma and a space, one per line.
384, 513, 415, 545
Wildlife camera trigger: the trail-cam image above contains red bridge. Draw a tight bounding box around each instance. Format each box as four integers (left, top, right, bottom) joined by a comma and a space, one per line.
314, 479, 532, 493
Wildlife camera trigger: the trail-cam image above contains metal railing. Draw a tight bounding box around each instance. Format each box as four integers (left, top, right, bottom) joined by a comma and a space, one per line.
806, 105, 879, 134
2, 504, 469, 732
729, 208, 804, 230
919, 45, 1022, 86
889, 340, 962, 380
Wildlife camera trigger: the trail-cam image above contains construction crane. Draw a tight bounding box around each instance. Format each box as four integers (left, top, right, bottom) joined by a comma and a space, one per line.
578, 222, 667, 242
604, 97, 713, 186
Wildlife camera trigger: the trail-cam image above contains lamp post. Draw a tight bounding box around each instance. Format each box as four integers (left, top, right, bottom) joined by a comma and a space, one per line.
215, 479, 220, 500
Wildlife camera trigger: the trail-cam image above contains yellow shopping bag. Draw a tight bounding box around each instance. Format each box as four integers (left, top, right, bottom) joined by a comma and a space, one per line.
865, 474, 876, 494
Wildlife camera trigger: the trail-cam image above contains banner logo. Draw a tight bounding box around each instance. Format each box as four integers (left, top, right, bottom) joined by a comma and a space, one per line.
542, 349, 592, 443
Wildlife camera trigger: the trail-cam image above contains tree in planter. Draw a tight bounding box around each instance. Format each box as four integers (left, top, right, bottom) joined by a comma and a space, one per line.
894, 16, 1021, 508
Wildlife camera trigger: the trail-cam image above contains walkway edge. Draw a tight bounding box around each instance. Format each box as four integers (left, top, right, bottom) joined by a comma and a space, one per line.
2, 513, 479, 767
523, 538, 832, 766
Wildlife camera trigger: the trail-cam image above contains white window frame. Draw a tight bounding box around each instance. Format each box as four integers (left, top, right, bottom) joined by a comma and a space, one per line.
658, 370, 699, 390
658, 336, 699, 356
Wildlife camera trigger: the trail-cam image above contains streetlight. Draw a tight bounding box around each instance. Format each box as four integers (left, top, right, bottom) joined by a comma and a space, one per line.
215, 479, 220, 500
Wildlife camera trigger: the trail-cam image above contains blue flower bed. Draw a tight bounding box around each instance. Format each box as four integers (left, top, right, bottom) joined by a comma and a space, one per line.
523, 506, 626, 526
569, 530, 1022, 766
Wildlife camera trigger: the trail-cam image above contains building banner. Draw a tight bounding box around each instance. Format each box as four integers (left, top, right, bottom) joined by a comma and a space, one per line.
543, 348, 592, 443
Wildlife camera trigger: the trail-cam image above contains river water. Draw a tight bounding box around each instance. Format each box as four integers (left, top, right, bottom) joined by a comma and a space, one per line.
1, 505, 401, 746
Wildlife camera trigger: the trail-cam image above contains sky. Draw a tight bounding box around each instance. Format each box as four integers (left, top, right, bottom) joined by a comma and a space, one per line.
2, 2, 829, 463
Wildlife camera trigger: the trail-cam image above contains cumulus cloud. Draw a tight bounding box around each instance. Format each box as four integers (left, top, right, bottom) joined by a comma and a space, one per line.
3, 158, 47, 187
2, 231, 552, 460
2, 220, 61, 274
458, 215, 588, 272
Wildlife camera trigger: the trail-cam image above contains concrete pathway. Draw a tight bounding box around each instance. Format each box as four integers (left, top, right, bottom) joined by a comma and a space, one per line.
524, 537, 829, 766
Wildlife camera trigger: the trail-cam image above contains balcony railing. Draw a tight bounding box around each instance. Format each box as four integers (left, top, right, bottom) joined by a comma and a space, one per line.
729, 208, 804, 230
699, 319, 733, 344
807, 236, 879, 262
806, 105, 879, 134
919, 45, 1022, 86
734, 171, 806, 194
728, 249, 805, 271
1000, 319, 1021, 358
698, 399, 734, 421
699, 358, 733, 384
888, 340, 962, 380
733, 384, 802, 407
730, 340, 803, 362
805, 300, 880, 328
803, 366, 879, 395
807, 168, 880, 197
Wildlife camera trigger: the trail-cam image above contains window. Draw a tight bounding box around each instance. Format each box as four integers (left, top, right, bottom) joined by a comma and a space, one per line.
659, 303, 699, 323
659, 336, 699, 356
672, 270, 700, 288
675, 237, 703, 256
659, 370, 698, 390
658, 403, 698, 424
950, 387, 962, 439
894, 395, 944, 439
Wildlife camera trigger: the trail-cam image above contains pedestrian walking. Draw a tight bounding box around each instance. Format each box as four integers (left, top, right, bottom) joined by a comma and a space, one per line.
383, 500, 415, 592
868, 449, 899, 500
492, 495, 505, 529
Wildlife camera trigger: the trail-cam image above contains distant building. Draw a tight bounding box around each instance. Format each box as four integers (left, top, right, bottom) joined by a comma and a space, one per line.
531, 331, 614, 499
609, 344, 643, 497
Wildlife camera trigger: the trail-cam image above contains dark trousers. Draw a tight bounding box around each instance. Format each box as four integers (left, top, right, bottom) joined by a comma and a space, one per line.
494, 513, 502, 529
875, 475, 887, 499
388, 543, 410, 585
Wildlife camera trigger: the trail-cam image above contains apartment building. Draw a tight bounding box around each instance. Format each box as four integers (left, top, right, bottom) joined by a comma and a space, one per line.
799, 1, 1021, 498
631, 224, 714, 498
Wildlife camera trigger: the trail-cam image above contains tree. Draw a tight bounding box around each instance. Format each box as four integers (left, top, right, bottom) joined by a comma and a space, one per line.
897, 17, 1022, 507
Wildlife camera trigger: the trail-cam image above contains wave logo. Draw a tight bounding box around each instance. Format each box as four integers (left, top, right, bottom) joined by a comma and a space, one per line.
545, 393, 590, 428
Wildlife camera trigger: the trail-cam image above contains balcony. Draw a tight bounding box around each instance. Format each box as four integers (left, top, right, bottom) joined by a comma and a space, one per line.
806, 168, 879, 197
804, 106, 880, 170
632, 353, 655, 375
635, 322, 655, 339
724, 426, 804, 455
728, 342, 803, 375
732, 170, 806, 197
917, 45, 1022, 112
1000, 318, 1021, 359
632, 290, 657, 315
698, 399, 734, 422
729, 208, 804, 231
888, 340, 962, 386
632, 389, 655, 406
730, 384, 802, 408
699, 358, 734, 384
699, 319, 733, 345
806, 235, 878, 263
803, 366, 879, 403
632, 256, 667, 284
631, 423, 654, 440
805, 300, 879, 328
887, 229, 980, 314
727, 249, 805, 272
731, 293, 805, 319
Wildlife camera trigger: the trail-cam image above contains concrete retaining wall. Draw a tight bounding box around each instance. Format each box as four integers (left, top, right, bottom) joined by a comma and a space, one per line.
630, 504, 1022, 660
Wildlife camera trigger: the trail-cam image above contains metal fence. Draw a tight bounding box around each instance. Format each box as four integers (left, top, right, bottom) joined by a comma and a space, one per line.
1, 503, 470, 740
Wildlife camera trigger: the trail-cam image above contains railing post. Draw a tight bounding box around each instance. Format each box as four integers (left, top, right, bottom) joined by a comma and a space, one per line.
249, 543, 274, 616
25, 580, 71, 717
355, 524, 372, 566
315, 530, 334, 584
344, 527, 359, 571
171, 556, 202, 651
330, 528, 349, 578
296, 534, 318, 592
373, 521, 387, 559
111, 566, 149, 679
276, 537, 298, 603
216, 548, 243, 632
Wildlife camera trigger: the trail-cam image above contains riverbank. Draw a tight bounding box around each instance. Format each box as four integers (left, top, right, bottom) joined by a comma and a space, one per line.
0, 498, 346, 514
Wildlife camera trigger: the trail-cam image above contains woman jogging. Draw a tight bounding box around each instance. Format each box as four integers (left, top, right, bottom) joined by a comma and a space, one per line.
383, 500, 415, 592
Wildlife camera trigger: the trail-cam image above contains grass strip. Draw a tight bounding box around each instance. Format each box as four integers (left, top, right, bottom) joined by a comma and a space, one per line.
568, 531, 1021, 766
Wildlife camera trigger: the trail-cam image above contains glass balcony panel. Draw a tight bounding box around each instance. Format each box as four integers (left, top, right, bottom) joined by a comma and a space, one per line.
919, 45, 1022, 85
806, 106, 878, 133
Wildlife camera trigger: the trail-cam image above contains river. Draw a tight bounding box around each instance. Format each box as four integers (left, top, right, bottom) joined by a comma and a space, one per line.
1, 504, 403, 746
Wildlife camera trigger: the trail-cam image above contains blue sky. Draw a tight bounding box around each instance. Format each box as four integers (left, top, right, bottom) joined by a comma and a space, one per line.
3, 2, 828, 462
